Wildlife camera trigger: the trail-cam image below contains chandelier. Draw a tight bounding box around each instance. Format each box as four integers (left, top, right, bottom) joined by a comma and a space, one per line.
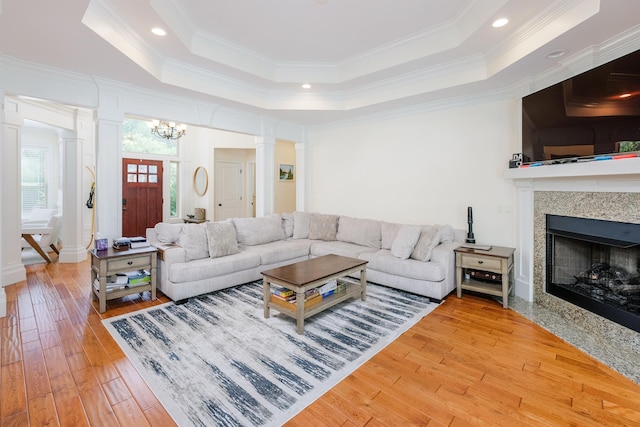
150, 120, 187, 140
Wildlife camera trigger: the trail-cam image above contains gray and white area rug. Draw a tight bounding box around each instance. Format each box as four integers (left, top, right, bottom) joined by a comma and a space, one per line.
103, 281, 438, 427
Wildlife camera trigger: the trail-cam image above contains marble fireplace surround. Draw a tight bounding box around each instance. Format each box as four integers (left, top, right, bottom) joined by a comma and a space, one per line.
506, 158, 640, 383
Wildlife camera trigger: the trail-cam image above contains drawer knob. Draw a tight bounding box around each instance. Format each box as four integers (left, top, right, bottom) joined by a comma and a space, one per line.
477, 260, 484, 264
128, 261, 133, 265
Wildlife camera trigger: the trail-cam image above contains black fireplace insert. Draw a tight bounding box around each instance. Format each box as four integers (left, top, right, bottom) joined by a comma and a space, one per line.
546, 214, 640, 333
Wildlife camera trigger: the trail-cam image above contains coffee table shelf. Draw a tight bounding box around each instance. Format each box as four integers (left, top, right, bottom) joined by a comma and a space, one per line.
262, 255, 368, 334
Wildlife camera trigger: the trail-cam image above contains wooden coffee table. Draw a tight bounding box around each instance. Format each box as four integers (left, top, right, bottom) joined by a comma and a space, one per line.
262, 254, 368, 334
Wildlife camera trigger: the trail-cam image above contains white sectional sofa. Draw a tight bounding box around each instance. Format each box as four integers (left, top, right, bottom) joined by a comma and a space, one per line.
146, 212, 464, 302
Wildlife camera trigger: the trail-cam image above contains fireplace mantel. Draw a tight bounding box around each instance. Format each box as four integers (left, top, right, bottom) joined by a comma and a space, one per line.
505, 157, 640, 303
504, 156, 640, 180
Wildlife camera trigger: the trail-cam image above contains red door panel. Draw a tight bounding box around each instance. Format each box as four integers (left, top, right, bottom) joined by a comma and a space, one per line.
122, 159, 163, 237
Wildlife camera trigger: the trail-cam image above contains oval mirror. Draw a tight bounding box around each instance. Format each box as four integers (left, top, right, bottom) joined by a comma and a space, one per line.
193, 167, 208, 196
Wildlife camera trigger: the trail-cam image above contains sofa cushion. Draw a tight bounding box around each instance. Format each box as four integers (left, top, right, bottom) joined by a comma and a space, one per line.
178, 223, 209, 261
308, 213, 339, 241
310, 240, 379, 259
380, 221, 404, 250
282, 212, 294, 238
240, 239, 311, 265
360, 250, 445, 282
232, 214, 284, 246
156, 222, 183, 244
168, 252, 261, 283
292, 211, 310, 239
336, 216, 381, 248
206, 221, 240, 258
410, 226, 440, 262
438, 224, 455, 243
391, 225, 421, 259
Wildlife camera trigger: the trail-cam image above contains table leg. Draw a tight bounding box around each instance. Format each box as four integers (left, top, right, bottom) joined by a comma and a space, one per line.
151, 267, 157, 301
501, 273, 509, 309
263, 278, 270, 318
296, 290, 305, 334
99, 277, 107, 313
360, 268, 367, 301
22, 233, 51, 263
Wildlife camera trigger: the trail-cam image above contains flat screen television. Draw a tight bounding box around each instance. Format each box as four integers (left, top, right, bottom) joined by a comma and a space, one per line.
522, 49, 640, 162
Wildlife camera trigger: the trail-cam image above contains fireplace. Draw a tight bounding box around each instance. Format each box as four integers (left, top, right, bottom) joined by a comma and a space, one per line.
546, 214, 640, 333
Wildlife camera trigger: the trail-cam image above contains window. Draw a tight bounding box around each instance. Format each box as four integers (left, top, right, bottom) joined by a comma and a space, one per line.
21, 147, 48, 216
170, 161, 179, 217
122, 118, 178, 156
122, 118, 181, 219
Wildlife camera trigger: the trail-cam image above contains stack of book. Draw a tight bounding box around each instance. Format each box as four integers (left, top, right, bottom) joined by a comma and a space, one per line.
93, 273, 128, 293
317, 279, 346, 298
127, 270, 151, 287
130, 236, 150, 249
112, 238, 131, 250
270, 285, 321, 308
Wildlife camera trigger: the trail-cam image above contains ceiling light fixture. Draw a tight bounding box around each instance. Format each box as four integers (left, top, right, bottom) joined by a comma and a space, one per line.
150, 120, 186, 140
546, 50, 566, 59
302, 83, 311, 89
492, 18, 509, 28
151, 27, 167, 36
619, 93, 631, 98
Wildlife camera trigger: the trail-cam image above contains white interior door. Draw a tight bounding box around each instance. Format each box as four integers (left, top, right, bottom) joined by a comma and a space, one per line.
215, 161, 244, 220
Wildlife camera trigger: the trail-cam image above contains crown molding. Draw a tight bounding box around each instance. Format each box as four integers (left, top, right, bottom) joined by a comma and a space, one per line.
484, 0, 600, 77
82, 0, 165, 79
150, 0, 507, 85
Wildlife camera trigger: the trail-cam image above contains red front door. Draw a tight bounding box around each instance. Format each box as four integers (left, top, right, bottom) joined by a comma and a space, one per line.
122, 158, 163, 237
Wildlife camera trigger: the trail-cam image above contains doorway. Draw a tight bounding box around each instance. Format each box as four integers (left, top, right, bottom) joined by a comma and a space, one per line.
214, 160, 244, 220
122, 158, 163, 237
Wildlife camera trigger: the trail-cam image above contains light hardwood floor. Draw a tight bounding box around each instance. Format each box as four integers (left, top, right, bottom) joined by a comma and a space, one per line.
2, 258, 640, 426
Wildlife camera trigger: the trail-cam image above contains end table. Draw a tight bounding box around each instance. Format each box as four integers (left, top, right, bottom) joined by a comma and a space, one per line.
90, 246, 157, 313
455, 245, 515, 308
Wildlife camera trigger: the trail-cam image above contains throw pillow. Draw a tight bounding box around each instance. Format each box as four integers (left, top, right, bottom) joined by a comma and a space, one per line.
155, 222, 183, 243
232, 214, 285, 246
410, 226, 441, 262
308, 213, 339, 241
205, 221, 240, 258
381, 221, 404, 250
438, 224, 455, 243
282, 212, 294, 238
178, 223, 209, 261
336, 216, 381, 248
292, 211, 310, 239
390, 225, 422, 259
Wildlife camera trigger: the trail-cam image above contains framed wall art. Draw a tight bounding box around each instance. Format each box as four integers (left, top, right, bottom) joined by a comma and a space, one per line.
279, 164, 294, 181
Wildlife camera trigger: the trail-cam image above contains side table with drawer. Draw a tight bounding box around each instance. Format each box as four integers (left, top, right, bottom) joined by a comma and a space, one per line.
455, 245, 515, 308
90, 246, 157, 313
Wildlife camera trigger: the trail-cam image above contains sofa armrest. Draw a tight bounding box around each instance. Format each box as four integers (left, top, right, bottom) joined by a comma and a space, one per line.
430, 241, 462, 293
430, 241, 461, 265
160, 245, 186, 264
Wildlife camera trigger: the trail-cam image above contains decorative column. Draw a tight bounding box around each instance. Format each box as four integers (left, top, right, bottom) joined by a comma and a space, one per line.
1, 95, 26, 317
254, 135, 275, 217
94, 82, 124, 243
295, 141, 306, 212
59, 128, 87, 262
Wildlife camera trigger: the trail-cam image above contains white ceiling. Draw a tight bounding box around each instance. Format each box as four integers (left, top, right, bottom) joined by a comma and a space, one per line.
2, 0, 640, 125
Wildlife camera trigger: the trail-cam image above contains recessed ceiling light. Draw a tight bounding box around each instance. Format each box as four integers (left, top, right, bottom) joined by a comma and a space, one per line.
546, 50, 566, 59
302, 83, 311, 89
492, 18, 509, 28
619, 93, 631, 98
151, 27, 167, 36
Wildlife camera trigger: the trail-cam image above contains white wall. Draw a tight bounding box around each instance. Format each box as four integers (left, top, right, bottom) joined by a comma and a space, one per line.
307, 98, 521, 247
